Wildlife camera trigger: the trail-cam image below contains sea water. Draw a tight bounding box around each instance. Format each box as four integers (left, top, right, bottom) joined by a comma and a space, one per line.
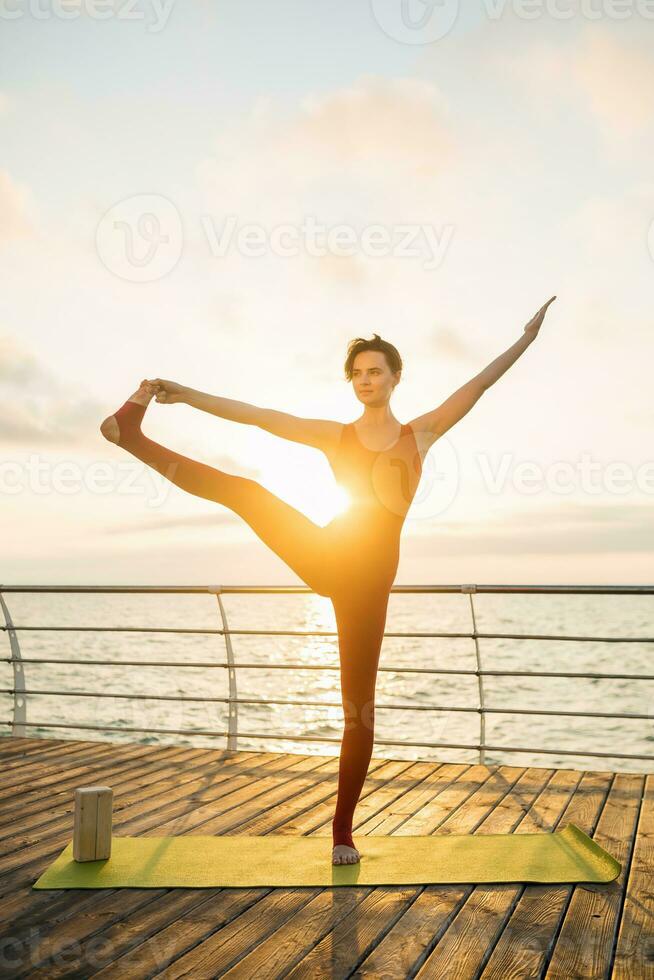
1, 589, 652, 774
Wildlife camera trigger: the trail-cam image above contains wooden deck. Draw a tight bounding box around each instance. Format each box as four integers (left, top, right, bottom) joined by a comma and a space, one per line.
0, 736, 651, 979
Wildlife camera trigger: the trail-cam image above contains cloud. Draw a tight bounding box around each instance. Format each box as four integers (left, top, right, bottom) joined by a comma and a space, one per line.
572, 28, 654, 142
313, 253, 369, 288
0, 394, 106, 446
0, 170, 36, 241
289, 75, 454, 177
409, 501, 654, 556
0, 332, 112, 446
192, 74, 462, 375
0, 334, 48, 385
103, 511, 240, 534
490, 27, 654, 151
102, 496, 654, 553
197, 74, 455, 217
0, 333, 268, 499
428, 325, 479, 363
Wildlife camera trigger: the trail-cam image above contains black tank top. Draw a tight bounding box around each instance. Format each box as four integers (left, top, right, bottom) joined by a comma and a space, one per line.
329, 422, 423, 523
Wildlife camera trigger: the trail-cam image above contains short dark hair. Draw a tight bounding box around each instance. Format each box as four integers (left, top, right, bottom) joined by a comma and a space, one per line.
343, 333, 402, 382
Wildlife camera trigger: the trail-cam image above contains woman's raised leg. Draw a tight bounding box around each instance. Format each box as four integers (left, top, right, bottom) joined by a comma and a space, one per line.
100, 386, 333, 597
330, 583, 391, 864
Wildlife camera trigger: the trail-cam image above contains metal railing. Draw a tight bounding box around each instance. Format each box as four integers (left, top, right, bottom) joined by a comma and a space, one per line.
1, 584, 652, 768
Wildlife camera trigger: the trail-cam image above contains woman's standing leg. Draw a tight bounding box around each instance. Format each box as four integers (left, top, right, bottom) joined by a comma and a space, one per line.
101, 387, 334, 597
330, 582, 391, 863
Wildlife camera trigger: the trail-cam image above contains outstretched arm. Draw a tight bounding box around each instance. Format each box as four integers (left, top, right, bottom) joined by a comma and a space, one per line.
410, 296, 556, 441
143, 380, 343, 456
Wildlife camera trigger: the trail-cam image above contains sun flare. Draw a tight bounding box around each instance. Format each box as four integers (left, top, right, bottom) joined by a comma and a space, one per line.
331, 484, 351, 517
302, 480, 351, 525
258, 449, 351, 526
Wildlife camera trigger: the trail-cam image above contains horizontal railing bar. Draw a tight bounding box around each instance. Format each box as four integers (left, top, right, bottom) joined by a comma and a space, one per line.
1, 626, 214, 634
3, 687, 651, 722
2, 624, 652, 643
1, 657, 651, 682
0, 718, 652, 762
2, 584, 654, 594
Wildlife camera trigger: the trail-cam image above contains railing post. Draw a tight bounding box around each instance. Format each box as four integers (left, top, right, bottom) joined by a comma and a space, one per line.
462, 585, 485, 765
0, 591, 26, 737
209, 587, 238, 751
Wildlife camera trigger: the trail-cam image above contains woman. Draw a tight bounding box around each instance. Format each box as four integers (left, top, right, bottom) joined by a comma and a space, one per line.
100, 296, 556, 865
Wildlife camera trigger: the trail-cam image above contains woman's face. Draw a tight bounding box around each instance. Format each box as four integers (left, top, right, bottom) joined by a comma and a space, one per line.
351, 351, 400, 405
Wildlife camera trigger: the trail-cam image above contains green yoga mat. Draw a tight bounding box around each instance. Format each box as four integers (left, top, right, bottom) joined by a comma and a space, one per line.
33, 823, 619, 888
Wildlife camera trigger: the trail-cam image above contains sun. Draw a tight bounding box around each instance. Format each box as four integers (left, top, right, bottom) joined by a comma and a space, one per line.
258, 448, 351, 526
298, 478, 351, 526
330, 484, 351, 518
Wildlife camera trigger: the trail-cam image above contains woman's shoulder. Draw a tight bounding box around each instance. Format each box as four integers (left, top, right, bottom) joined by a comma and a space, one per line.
323, 421, 349, 467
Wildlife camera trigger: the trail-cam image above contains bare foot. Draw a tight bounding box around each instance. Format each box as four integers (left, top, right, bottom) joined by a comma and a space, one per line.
100, 381, 156, 445
332, 843, 360, 865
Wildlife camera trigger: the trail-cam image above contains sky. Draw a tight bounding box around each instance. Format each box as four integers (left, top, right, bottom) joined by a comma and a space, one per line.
1, 0, 654, 586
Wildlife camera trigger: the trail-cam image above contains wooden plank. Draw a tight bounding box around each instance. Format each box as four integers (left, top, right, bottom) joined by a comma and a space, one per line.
81, 760, 433, 978
0, 749, 297, 902
0, 749, 317, 974
0, 747, 204, 838
2, 745, 142, 787
3, 739, 648, 980
0, 740, 118, 786
336, 766, 572, 980
544, 772, 644, 979
0, 748, 241, 890
222, 764, 533, 980
612, 772, 654, 977
0, 735, 171, 773
0, 756, 284, 929
0, 749, 289, 951
0, 737, 71, 761
0, 743, 176, 827
0, 750, 213, 859
16, 752, 343, 978
9, 756, 410, 972
473, 769, 614, 978
0, 745, 211, 830
152, 763, 507, 978
0, 742, 123, 795
187, 763, 468, 977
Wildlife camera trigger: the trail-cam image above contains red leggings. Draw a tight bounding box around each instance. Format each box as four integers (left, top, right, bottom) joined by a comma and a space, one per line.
112, 399, 396, 849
